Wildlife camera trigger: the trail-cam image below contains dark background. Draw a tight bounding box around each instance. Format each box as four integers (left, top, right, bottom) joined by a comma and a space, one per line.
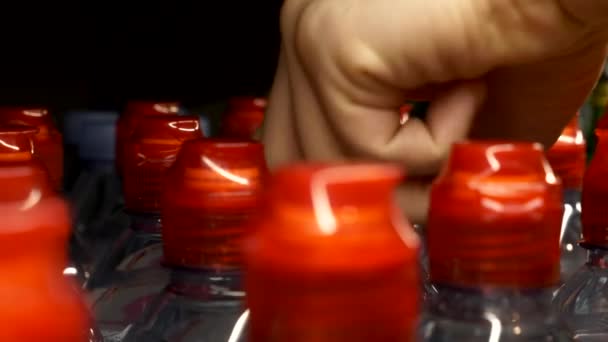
0, 2, 282, 112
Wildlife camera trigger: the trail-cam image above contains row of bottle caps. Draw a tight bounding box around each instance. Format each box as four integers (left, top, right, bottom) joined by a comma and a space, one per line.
0, 99, 605, 340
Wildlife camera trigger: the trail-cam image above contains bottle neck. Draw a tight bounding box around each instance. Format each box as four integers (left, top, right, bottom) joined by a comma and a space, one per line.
166, 267, 244, 302
562, 188, 581, 205
586, 248, 608, 268
429, 286, 554, 319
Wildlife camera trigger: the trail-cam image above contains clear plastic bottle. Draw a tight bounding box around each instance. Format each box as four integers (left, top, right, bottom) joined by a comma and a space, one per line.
553, 130, 608, 341
419, 141, 569, 341
115, 101, 181, 176
245, 163, 420, 342
0, 125, 101, 341
86, 115, 202, 290
221, 97, 266, 139
546, 115, 587, 282
0, 107, 64, 190
94, 139, 265, 342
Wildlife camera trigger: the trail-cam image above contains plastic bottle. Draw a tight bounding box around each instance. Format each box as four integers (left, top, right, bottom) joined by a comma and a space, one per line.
117, 138, 265, 341
419, 141, 569, 341
245, 163, 420, 341
86, 115, 202, 290
221, 97, 266, 139
93, 139, 265, 341
115, 101, 180, 175
0, 125, 101, 341
546, 115, 587, 282
553, 130, 608, 341
0, 107, 63, 190
64, 111, 127, 290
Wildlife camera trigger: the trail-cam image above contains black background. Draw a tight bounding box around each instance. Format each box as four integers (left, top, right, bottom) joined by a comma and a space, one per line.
0, 2, 282, 112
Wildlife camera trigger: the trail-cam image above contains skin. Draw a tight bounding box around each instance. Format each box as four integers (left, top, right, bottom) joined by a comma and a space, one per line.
262, 0, 608, 223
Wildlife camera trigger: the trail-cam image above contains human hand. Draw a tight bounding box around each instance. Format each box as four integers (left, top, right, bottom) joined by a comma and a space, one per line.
262, 0, 608, 223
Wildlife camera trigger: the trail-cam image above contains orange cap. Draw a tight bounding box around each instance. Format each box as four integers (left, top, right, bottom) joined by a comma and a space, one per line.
116, 101, 181, 175
0, 107, 63, 189
161, 139, 266, 270
582, 131, 608, 248
546, 114, 586, 190
221, 96, 266, 139
123, 115, 202, 213
245, 163, 420, 341
428, 141, 563, 289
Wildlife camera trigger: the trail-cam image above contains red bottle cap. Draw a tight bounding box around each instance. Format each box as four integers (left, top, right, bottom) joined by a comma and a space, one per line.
0, 107, 63, 189
0, 125, 37, 161
0, 134, 91, 340
428, 141, 563, 289
221, 96, 266, 139
123, 115, 202, 213
399, 103, 413, 125
162, 139, 266, 270
582, 131, 608, 248
0, 125, 54, 199
546, 115, 586, 190
116, 101, 181, 175
245, 163, 420, 341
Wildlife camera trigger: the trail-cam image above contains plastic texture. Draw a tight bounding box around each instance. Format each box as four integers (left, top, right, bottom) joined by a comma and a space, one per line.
122, 115, 202, 214
221, 97, 266, 139
420, 141, 567, 341
554, 130, 608, 340
546, 115, 587, 282
0, 107, 64, 189
245, 163, 420, 342
419, 287, 570, 341
553, 249, 608, 341
115, 101, 180, 174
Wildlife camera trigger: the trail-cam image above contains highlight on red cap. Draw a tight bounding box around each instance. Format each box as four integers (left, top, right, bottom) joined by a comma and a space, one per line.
0, 107, 63, 189
582, 130, 608, 248
428, 141, 563, 289
399, 103, 413, 125
0, 125, 37, 161
245, 163, 420, 341
123, 115, 203, 213
161, 138, 266, 270
116, 101, 181, 174
221, 96, 266, 139
0, 125, 53, 200
546, 114, 586, 190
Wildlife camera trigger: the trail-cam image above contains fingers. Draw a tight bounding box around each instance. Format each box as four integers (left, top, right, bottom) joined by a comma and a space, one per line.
395, 180, 433, 225
471, 44, 608, 147
558, 0, 608, 30
262, 49, 303, 169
